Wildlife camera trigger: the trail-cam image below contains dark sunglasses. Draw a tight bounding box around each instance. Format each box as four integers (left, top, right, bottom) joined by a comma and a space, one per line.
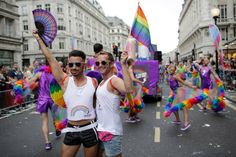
95, 61, 109, 66
68, 62, 83, 68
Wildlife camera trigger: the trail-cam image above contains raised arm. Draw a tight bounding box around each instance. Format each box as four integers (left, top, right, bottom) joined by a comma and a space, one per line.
173, 75, 197, 89
32, 30, 65, 84
112, 52, 134, 94
192, 60, 201, 71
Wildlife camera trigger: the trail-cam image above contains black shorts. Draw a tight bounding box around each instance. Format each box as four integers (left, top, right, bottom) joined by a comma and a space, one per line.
63, 123, 98, 148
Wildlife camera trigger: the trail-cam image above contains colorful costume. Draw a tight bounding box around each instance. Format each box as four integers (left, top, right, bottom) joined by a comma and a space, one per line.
36, 70, 54, 113
164, 74, 208, 117
199, 66, 213, 89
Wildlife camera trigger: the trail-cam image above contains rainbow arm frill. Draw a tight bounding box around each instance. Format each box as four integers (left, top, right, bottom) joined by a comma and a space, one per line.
208, 79, 226, 112
50, 79, 66, 108
120, 93, 145, 113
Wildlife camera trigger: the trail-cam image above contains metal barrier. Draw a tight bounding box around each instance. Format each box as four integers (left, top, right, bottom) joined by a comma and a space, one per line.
0, 87, 37, 116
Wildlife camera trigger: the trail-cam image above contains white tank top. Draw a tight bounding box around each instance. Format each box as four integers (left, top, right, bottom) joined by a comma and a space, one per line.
63, 76, 96, 121
96, 75, 123, 135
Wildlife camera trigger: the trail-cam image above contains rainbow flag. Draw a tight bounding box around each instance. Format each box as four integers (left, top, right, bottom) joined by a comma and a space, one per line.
209, 24, 221, 49
131, 4, 154, 53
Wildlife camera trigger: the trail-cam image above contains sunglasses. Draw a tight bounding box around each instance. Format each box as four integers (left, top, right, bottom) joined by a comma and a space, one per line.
68, 62, 83, 68
95, 61, 109, 66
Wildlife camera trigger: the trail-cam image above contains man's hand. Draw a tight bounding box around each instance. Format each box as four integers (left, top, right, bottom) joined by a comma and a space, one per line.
120, 51, 128, 65
32, 30, 41, 40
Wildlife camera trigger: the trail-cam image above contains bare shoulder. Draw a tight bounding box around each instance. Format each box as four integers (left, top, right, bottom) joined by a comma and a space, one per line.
111, 76, 123, 84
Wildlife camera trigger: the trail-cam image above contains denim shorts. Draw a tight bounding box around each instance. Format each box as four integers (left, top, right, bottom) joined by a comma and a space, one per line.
99, 135, 122, 157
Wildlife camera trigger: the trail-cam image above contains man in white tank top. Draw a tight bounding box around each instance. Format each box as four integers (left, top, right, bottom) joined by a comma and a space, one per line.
95, 52, 133, 157
33, 31, 98, 157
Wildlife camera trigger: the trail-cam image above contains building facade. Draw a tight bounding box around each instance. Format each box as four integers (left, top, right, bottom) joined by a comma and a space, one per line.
107, 16, 129, 52
0, 0, 22, 67
178, 0, 236, 61
16, 0, 110, 66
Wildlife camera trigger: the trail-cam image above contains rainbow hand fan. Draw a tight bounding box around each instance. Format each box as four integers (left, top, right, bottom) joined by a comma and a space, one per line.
32, 9, 57, 46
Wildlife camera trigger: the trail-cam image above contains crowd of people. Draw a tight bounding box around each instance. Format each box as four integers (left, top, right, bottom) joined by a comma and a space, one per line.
0, 28, 229, 157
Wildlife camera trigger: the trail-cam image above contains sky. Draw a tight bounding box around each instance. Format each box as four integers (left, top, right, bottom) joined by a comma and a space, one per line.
97, 0, 184, 53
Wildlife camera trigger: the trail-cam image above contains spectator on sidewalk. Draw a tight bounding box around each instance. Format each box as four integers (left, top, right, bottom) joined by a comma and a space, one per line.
8, 62, 24, 82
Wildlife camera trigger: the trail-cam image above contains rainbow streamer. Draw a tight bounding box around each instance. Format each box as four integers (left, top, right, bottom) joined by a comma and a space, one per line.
164, 89, 209, 117
131, 3, 154, 52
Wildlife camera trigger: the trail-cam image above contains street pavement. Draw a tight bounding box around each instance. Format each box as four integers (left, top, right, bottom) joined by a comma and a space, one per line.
1, 83, 236, 157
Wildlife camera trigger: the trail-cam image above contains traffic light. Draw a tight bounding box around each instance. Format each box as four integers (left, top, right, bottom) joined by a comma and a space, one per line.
154, 51, 162, 62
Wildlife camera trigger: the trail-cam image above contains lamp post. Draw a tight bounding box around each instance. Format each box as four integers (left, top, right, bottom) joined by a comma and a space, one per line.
22, 31, 25, 67
211, 7, 220, 75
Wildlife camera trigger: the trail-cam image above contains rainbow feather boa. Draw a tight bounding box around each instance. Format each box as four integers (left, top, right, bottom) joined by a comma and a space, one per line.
163, 89, 209, 117
164, 79, 226, 117
120, 93, 145, 113
13, 80, 24, 104
208, 79, 226, 112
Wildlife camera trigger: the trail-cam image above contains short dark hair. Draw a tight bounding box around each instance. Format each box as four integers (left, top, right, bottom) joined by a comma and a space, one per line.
99, 52, 114, 62
93, 43, 103, 54
69, 50, 86, 61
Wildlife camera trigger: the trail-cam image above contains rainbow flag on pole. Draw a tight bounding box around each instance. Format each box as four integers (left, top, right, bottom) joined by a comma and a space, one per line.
209, 24, 221, 49
131, 3, 154, 53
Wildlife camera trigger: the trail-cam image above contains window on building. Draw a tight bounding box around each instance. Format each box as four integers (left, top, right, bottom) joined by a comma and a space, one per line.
23, 20, 28, 30
57, 4, 63, 13
75, 9, 77, 18
68, 6, 71, 16
220, 28, 228, 41
234, 4, 236, 21
234, 26, 236, 38
79, 24, 83, 35
218, 5, 227, 22
69, 20, 71, 32
36, 4, 42, 9
23, 43, 28, 51
77, 40, 79, 49
45, 4, 50, 12
59, 38, 65, 49
22, 6, 27, 15
5, 19, 13, 36
58, 18, 65, 30
81, 13, 84, 21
